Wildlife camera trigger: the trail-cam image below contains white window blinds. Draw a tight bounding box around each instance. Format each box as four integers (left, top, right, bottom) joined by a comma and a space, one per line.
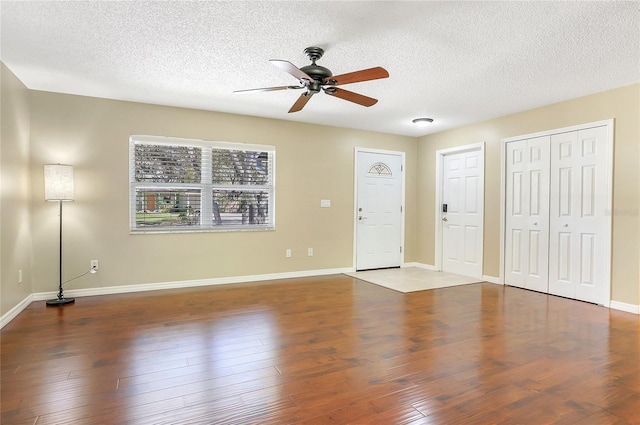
130, 136, 275, 233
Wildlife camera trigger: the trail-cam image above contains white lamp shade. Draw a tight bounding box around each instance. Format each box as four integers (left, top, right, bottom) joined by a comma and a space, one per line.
44, 164, 75, 201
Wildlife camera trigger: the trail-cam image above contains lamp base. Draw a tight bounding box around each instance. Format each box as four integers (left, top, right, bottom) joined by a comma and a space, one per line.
46, 297, 75, 306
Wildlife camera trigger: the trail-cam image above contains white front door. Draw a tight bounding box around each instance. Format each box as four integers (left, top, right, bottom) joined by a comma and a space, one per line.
440, 147, 484, 278
356, 150, 403, 271
504, 136, 550, 292
548, 126, 609, 304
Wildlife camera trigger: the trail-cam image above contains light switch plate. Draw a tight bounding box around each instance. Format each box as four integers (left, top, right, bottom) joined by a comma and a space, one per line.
320, 199, 331, 208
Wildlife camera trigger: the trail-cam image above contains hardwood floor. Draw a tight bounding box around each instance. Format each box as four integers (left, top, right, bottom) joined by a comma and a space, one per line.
2, 275, 639, 424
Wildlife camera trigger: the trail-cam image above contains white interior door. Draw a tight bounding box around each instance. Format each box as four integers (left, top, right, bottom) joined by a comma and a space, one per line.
548, 126, 609, 304
502, 120, 612, 307
504, 136, 550, 292
441, 147, 484, 278
356, 151, 403, 271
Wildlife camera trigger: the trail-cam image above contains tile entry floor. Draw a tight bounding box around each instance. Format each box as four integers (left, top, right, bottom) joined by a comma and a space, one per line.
344, 267, 482, 293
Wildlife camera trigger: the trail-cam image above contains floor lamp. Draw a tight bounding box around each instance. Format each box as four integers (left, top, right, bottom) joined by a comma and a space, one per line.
44, 164, 75, 306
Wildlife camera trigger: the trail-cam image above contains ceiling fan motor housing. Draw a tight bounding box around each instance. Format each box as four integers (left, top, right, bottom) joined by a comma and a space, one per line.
300, 64, 332, 80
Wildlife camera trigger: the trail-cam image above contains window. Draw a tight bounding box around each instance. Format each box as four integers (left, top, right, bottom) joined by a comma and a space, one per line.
130, 135, 275, 233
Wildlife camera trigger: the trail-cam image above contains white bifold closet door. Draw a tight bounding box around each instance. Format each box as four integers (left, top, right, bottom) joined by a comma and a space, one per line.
504, 124, 610, 305
504, 136, 550, 293
548, 126, 609, 304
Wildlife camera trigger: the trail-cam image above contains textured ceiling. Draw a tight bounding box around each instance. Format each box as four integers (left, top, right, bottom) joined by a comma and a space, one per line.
1, 1, 639, 137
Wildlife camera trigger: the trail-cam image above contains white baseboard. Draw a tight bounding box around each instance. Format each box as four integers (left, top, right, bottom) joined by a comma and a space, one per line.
0, 294, 34, 329
609, 300, 640, 315
402, 262, 437, 270
482, 275, 502, 284
30, 267, 353, 301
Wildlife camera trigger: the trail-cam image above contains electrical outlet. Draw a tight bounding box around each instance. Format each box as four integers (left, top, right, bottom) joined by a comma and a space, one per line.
308, 248, 313, 257
91, 260, 99, 272
285, 249, 291, 258
18, 269, 23, 284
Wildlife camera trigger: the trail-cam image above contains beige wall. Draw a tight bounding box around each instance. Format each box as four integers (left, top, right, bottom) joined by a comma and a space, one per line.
1, 63, 34, 315
417, 84, 640, 305
27, 91, 417, 296
2, 61, 638, 317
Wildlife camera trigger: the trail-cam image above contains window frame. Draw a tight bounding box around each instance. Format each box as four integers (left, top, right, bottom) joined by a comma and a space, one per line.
129, 135, 276, 234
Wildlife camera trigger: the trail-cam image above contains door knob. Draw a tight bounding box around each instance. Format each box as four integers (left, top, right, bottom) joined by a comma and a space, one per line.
358, 216, 367, 221
564, 224, 568, 227
442, 217, 448, 222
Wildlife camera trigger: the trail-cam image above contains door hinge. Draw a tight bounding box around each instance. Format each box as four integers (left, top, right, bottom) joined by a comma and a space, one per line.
400, 205, 403, 212
401, 165, 404, 172
400, 246, 403, 253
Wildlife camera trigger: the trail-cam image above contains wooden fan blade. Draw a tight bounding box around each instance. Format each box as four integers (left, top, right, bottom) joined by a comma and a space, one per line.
325, 87, 378, 107
327, 67, 389, 86
270, 60, 313, 82
233, 86, 303, 93
288, 92, 313, 113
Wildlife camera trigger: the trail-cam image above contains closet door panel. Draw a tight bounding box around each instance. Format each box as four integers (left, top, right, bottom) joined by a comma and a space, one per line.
505, 141, 526, 288
526, 137, 550, 292
504, 136, 550, 292
548, 126, 609, 304
549, 131, 578, 298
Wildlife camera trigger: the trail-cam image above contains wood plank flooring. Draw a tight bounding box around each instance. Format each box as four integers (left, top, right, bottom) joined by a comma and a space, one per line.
2, 275, 639, 424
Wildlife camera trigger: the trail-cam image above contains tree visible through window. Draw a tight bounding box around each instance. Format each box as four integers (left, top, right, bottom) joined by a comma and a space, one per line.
130, 136, 275, 232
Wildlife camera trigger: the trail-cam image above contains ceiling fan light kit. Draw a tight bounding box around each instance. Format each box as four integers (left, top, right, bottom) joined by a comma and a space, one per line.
234, 46, 389, 113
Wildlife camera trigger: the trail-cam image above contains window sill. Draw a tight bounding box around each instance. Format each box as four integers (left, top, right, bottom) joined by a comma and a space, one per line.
130, 226, 275, 235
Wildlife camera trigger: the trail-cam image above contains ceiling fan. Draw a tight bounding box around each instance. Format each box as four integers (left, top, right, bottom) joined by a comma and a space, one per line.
234, 46, 389, 113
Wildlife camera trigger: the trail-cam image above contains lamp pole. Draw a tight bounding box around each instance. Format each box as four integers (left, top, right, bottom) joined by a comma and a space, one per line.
45, 164, 75, 306
46, 199, 75, 306
57, 200, 63, 300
